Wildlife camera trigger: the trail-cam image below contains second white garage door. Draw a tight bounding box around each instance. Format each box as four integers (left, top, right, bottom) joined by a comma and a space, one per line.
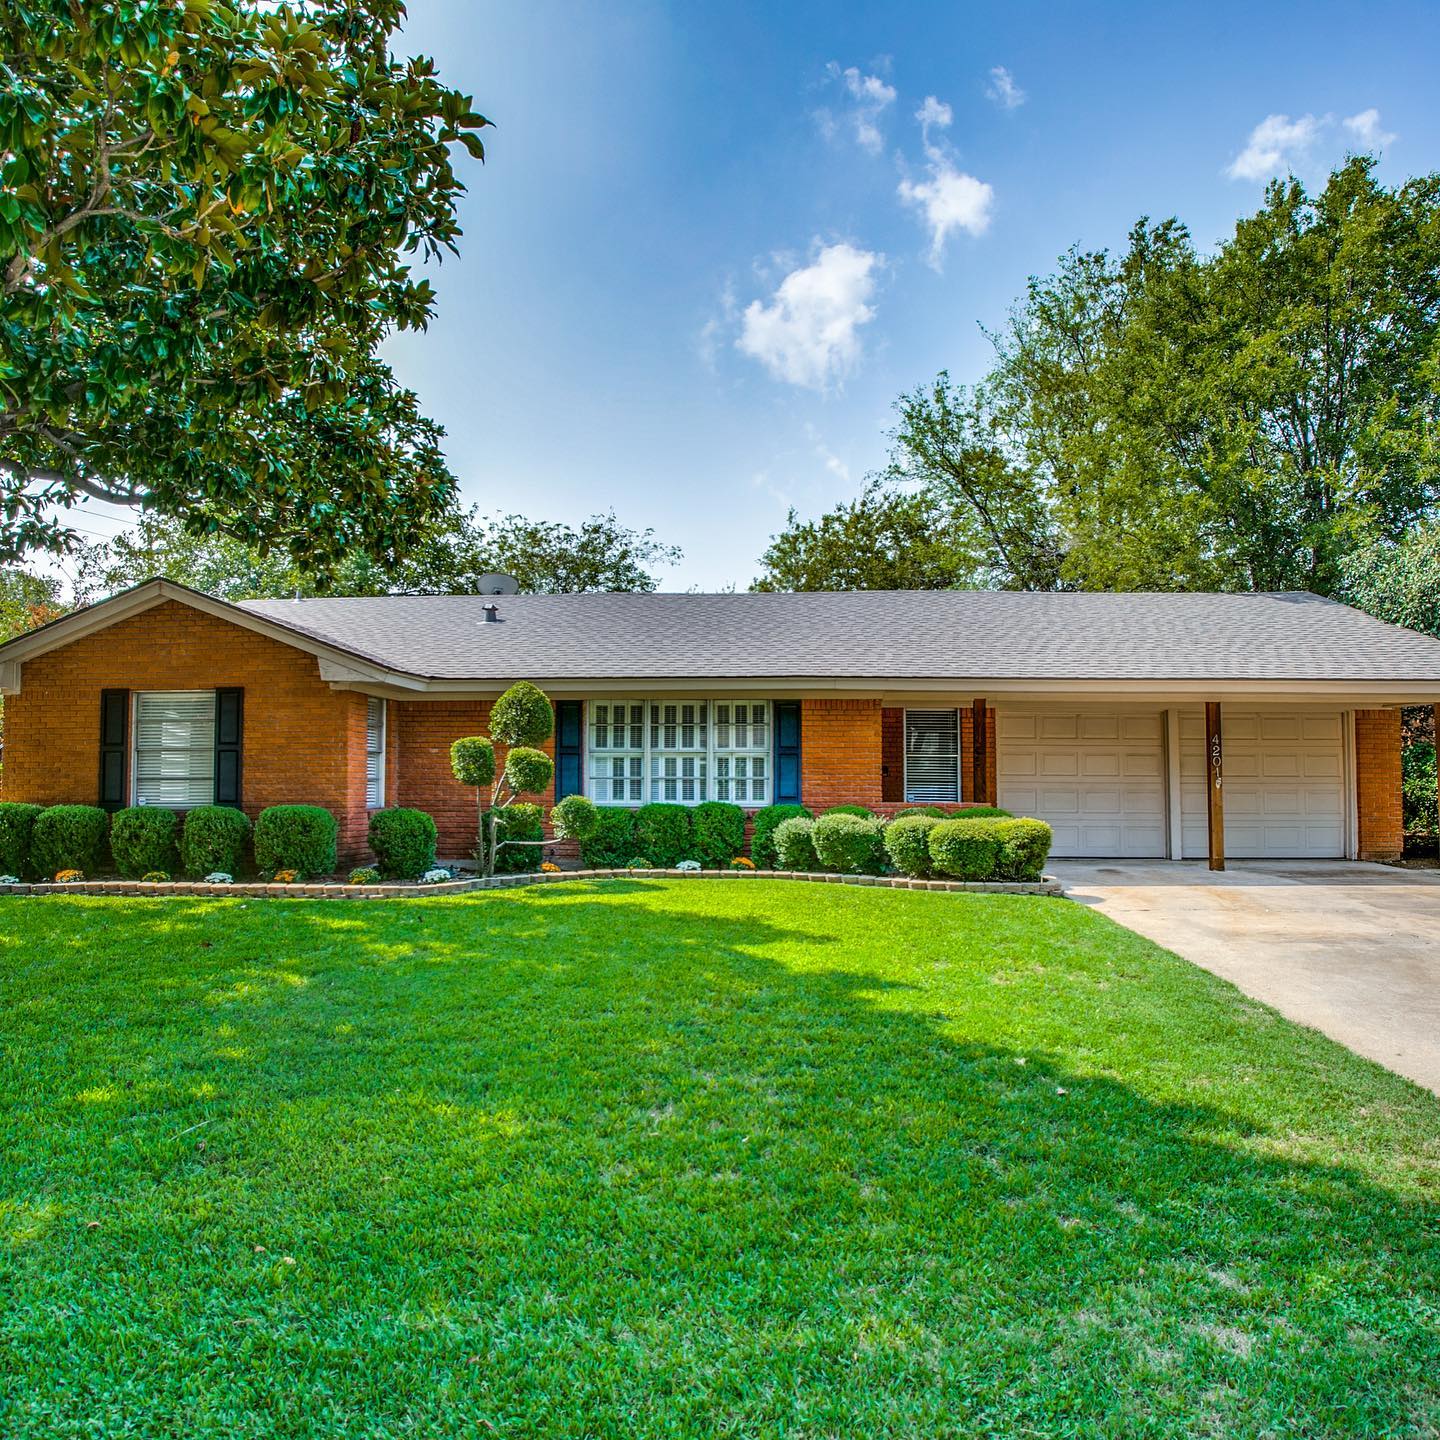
997, 710, 1168, 858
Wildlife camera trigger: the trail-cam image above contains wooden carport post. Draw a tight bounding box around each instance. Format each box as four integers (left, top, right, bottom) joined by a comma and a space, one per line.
1205, 701, 1225, 871
971, 698, 989, 806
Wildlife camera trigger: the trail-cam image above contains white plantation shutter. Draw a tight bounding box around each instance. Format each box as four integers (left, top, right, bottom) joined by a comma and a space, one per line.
366, 698, 387, 808
905, 709, 959, 803
134, 692, 216, 808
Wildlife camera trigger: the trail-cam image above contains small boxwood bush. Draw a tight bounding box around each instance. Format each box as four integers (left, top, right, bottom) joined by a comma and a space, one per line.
491, 803, 544, 873
812, 812, 887, 875
0, 802, 43, 879
32, 805, 110, 877
181, 806, 252, 878
636, 804, 692, 868
994, 817, 1053, 881
254, 805, 338, 877
750, 803, 810, 868
550, 794, 599, 843
503, 746, 553, 797
822, 804, 875, 819
691, 801, 745, 868
928, 818, 1006, 881
368, 807, 438, 879
884, 814, 942, 877
892, 805, 949, 819
772, 815, 818, 871
110, 806, 180, 879
579, 807, 637, 868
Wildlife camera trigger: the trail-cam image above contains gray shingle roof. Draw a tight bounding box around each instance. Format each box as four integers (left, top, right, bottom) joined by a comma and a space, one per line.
236, 590, 1440, 683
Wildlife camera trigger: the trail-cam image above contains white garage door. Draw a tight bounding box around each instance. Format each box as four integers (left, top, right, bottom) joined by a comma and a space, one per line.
1179, 710, 1346, 858
997, 710, 1168, 858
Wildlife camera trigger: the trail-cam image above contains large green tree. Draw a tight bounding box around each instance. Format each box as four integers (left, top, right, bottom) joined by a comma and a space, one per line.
0, 0, 488, 572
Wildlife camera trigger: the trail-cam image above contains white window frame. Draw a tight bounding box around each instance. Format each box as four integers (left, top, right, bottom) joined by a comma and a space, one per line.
584, 699, 772, 808
366, 697, 387, 809
132, 690, 217, 809
903, 708, 961, 804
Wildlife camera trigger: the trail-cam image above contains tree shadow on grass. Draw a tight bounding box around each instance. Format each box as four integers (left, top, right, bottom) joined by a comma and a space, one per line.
2, 885, 1438, 1439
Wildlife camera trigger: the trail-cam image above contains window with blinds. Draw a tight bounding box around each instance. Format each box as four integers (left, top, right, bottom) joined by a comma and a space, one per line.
904, 709, 960, 803
133, 692, 216, 808
366, 698, 387, 808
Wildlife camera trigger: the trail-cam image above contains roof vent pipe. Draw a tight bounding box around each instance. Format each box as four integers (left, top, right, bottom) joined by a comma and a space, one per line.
482, 603, 500, 623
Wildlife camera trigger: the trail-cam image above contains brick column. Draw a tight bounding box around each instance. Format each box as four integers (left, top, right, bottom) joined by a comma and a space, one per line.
1354, 708, 1403, 862
800, 698, 883, 812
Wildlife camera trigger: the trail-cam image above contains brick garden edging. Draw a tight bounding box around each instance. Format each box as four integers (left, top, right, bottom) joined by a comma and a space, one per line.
0, 869, 1063, 900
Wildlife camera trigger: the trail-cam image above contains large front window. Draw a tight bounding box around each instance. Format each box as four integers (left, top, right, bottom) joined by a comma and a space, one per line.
587, 699, 770, 806
133, 691, 216, 807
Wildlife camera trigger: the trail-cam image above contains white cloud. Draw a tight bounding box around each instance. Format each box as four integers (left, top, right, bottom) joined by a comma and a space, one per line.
898, 160, 993, 268
1344, 107, 1396, 150
1226, 113, 1322, 180
818, 62, 896, 155
915, 95, 952, 144
736, 243, 881, 390
805, 422, 851, 485
985, 66, 1025, 110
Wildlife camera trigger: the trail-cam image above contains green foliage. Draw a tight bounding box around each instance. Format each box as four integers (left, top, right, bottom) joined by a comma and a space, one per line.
469, 512, 683, 595
109, 806, 179, 879
0, 567, 65, 639
1340, 526, 1440, 640
0, 0, 491, 571
579, 807, 637, 868
811, 813, 887, 875
550, 794, 599, 843
490, 683, 554, 748
892, 805, 949, 819
141, 871, 171, 884
0, 801, 43, 878
993, 819, 1054, 882
928, 819, 1005, 881
749, 804, 811, 869
450, 737, 496, 789
955, 806, 1014, 820
625, 856, 653, 870
489, 803, 543, 874
503, 746, 553, 797
254, 806, 338, 878
884, 815, 941, 877
348, 867, 383, 886
772, 815, 819, 871
1402, 740, 1437, 843
31, 805, 108, 876
691, 802, 745, 868
821, 804, 877, 819
368, 808, 438, 880
180, 805, 251, 878
635, 804, 693, 869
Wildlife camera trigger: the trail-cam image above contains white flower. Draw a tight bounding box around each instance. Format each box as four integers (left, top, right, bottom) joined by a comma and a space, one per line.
420, 868, 455, 886
675, 860, 701, 872
0, 875, 20, 886
203, 872, 233, 885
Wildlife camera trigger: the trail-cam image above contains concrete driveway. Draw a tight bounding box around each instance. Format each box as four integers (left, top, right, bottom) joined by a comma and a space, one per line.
1051, 860, 1440, 1094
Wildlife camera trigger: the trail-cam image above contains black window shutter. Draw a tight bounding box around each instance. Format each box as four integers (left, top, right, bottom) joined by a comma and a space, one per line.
214, 688, 243, 808
98, 689, 129, 811
773, 701, 801, 805
554, 700, 583, 800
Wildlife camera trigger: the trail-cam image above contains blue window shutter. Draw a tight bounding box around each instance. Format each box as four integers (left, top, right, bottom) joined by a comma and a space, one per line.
773, 701, 801, 805
555, 700, 583, 800
98, 689, 128, 811
214, 688, 243, 808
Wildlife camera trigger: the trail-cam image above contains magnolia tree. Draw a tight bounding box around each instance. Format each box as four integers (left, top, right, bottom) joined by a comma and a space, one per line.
449, 682, 597, 876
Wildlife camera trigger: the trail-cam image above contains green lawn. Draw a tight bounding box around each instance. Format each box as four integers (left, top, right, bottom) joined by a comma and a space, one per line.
2, 881, 1438, 1438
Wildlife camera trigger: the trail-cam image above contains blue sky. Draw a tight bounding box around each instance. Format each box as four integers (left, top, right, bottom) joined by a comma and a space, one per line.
107, 0, 1440, 593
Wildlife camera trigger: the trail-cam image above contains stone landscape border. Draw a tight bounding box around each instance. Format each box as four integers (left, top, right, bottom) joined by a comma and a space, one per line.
0, 868, 1063, 899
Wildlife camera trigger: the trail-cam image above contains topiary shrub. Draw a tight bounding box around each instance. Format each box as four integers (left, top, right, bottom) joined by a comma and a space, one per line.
579, 807, 637, 868
773, 815, 818, 871
812, 812, 887, 874
110, 806, 180, 878
994, 817, 1053, 881
0, 802, 44, 879
691, 801, 745, 868
181, 806, 252, 878
254, 805, 338, 877
884, 814, 941, 877
368, 807, 438, 879
489, 681, 554, 747
750, 803, 811, 868
550, 794, 599, 845
32, 805, 109, 877
822, 803, 875, 819
489, 802, 543, 873
636, 803, 692, 868
502, 746, 553, 797
928, 818, 1005, 881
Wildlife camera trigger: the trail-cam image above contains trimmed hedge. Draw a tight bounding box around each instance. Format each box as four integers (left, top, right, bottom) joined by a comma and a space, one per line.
773, 815, 818, 871
884, 814, 941, 877
0, 802, 43, 878
181, 806, 251, 878
368, 807, 438, 879
254, 805, 337, 877
31, 805, 109, 877
750, 804, 810, 869
994, 817, 1053, 881
812, 812, 886, 875
692, 801, 745, 868
928, 816, 1052, 881
892, 805, 949, 820
821, 804, 875, 819
490, 803, 543, 874
635, 804, 692, 868
579, 807, 638, 868
110, 806, 180, 878
954, 805, 1013, 820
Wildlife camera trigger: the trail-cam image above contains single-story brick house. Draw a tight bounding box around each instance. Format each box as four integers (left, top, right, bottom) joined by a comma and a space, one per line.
3, 578, 1439, 868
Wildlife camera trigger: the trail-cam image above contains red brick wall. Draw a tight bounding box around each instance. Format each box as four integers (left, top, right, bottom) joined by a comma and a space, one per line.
0, 600, 373, 863
800, 698, 883, 812
1355, 708, 1403, 862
